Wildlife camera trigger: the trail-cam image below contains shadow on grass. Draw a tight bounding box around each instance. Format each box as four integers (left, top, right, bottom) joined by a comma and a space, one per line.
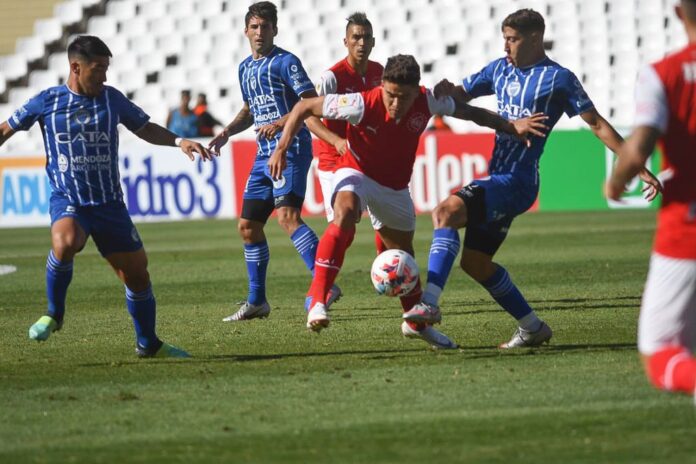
76, 342, 636, 367
438, 295, 641, 316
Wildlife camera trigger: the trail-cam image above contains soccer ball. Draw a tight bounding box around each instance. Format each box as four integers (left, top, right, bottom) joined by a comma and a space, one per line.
370, 249, 419, 297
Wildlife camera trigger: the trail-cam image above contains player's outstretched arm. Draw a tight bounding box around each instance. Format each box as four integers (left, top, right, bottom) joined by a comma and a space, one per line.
135, 122, 213, 161
0, 121, 16, 147
301, 88, 347, 155
582, 109, 662, 201
452, 103, 548, 146
606, 126, 661, 201
267, 96, 325, 180
208, 104, 253, 154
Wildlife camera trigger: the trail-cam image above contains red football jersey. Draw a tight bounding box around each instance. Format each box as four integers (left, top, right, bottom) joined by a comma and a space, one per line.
316, 59, 383, 171
338, 86, 433, 190
645, 43, 696, 259
636, 44, 696, 259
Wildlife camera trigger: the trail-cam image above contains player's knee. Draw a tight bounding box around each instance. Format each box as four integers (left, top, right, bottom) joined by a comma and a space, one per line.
332, 205, 358, 228
238, 219, 260, 242
275, 208, 301, 233
51, 230, 85, 258
432, 200, 463, 229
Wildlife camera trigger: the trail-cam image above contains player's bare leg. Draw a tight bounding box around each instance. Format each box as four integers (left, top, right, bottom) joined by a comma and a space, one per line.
29, 217, 86, 341
107, 249, 189, 358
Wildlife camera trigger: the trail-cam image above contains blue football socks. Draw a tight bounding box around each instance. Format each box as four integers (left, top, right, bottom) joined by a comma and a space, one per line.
244, 240, 270, 305
482, 265, 541, 331
291, 224, 319, 273
422, 228, 461, 306
46, 250, 73, 323
125, 284, 160, 350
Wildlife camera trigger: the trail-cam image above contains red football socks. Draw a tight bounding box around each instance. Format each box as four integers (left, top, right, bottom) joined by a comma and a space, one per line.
647, 346, 696, 394
374, 232, 388, 255
308, 223, 355, 306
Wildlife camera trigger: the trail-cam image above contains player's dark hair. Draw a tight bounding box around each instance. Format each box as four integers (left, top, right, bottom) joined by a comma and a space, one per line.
246, 1, 278, 28
346, 12, 372, 32
67, 35, 112, 62
382, 54, 420, 86
502, 9, 545, 35
683, 0, 696, 21
181, 89, 191, 98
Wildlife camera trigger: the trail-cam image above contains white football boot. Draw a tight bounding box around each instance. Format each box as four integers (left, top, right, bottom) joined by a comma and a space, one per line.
307, 302, 329, 332
499, 322, 553, 348
401, 321, 458, 349
222, 301, 271, 322
402, 301, 442, 324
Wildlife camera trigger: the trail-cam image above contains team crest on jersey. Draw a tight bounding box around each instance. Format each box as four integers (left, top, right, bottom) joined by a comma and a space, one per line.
290, 64, 298, 73
73, 109, 91, 125
506, 80, 521, 98
407, 113, 427, 133
58, 154, 69, 173
250, 76, 257, 91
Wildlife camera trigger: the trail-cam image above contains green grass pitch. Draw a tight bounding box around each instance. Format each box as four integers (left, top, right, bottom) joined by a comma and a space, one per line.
1, 210, 694, 463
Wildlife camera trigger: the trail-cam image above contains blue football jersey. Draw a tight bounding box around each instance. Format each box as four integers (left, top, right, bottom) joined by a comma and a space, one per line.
238, 46, 314, 159
463, 57, 594, 181
7, 85, 149, 206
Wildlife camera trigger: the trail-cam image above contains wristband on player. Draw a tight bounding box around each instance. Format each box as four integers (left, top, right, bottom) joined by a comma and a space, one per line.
174, 137, 183, 147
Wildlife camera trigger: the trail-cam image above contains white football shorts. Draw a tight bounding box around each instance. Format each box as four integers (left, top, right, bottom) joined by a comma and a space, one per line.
331, 168, 416, 231
638, 253, 696, 355
316, 168, 335, 222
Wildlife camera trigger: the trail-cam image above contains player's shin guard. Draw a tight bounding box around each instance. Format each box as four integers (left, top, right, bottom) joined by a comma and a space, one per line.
125, 285, 160, 351
291, 224, 319, 273
423, 228, 461, 306
46, 250, 73, 323
308, 223, 355, 305
481, 264, 540, 331
244, 241, 269, 305
647, 346, 696, 394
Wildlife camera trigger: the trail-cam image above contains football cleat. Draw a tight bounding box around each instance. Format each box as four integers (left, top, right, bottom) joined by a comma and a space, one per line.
304, 284, 343, 312
28, 315, 62, 341
401, 321, 458, 350
307, 302, 329, 332
327, 283, 343, 308
499, 322, 553, 348
136, 341, 191, 358
402, 302, 442, 324
222, 301, 271, 322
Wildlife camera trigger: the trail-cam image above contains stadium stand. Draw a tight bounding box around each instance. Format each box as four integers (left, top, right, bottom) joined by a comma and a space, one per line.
0, 0, 690, 152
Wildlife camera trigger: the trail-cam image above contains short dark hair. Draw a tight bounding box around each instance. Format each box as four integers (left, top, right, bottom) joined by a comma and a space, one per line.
683, 0, 696, 21
346, 12, 372, 32
382, 55, 420, 86
67, 35, 112, 62
181, 90, 191, 98
502, 9, 545, 35
245, 1, 278, 28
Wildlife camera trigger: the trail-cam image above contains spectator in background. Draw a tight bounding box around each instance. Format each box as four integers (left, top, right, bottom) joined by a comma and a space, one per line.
166, 90, 198, 138
194, 93, 222, 137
